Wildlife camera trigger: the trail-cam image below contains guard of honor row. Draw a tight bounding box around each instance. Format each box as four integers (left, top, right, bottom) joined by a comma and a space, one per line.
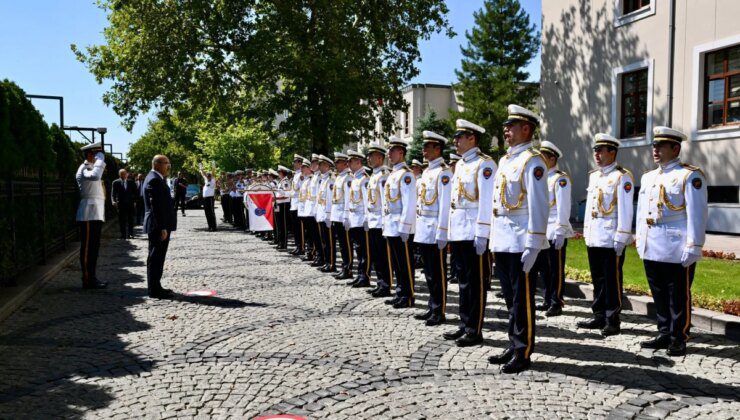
201, 104, 707, 374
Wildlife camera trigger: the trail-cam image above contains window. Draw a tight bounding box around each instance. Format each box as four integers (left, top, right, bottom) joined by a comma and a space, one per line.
703, 45, 740, 129
623, 0, 650, 15
620, 69, 648, 138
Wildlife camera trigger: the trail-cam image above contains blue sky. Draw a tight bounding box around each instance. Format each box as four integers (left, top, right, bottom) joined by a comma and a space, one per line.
0, 0, 541, 156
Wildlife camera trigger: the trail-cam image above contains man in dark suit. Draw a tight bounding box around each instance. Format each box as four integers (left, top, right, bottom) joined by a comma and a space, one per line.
135, 173, 145, 225
174, 171, 188, 217
143, 155, 177, 299
111, 168, 137, 239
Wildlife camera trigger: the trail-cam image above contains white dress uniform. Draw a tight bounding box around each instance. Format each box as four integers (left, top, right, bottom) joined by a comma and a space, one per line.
366, 166, 388, 231
75, 143, 107, 288
290, 158, 308, 253
290, 155, 307, 213
580, 133, 634, 332
315, 156, 336, 270
315, 170, 334, 226
331, 154, 354, 276
636, 126, 707, 350
366, 160, 393, 293
345, 155, 371, 284
275, 168, 293, 249
347, 167, 369, 229
413, 132, 453, 320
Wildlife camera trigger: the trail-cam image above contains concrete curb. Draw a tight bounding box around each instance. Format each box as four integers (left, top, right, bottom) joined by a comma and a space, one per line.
562, 279, 739, 342
0, 220, 118, 324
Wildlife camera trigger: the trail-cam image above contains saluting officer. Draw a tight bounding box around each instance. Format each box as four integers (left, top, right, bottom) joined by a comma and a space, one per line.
412, 131, 453, 326
531, 141, 574, 317
382, 136, 417, 309
487, 104, 549, 373
315, 155, 337, 273
290, 155, 308, 255
365, 143, 393, 298
636, 126, 707, 356
275, 165, 292, 250
345, 150, 371, 287
578, 134, 634, 336
443, 120, 496, 347
331, 152, 354, 280
75, 142, 108, 289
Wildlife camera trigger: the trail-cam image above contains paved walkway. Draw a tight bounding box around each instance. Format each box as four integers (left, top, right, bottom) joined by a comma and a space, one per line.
0, 209, 738, 419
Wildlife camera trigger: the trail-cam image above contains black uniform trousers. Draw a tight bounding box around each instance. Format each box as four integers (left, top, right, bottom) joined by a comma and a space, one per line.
332, 222, 353, 273
79, 220, 102, 286
174, 193, 186, 215
147, 231, 170, 293
449, 245, 460, 280
386, 235, 415, 304
232, 196, 245, 229
531, 240, 567, 308
291, 210, 304, 252
419, 243, 447, 315
586, 246, 625, 326
349, 227, 371, 282
453, 241, 491, 336
305, 217, 320, 260
221, 193, 232, 222
368, 228, 392, 291
117, 203, 134, 238
495, 251, 536, 360
275, 202, 290, 248
203, 196, 217, 230
644, 260, 696, 343
319, 221, 335, 269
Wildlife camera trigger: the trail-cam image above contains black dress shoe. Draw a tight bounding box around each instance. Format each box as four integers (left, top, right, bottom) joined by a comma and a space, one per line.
351, 280, 371, 288
545, 306, 563, 317
640, 334, 672, 349
448, 277, 458, 284
495, 291, 504, 298
601, 324, 621, 337
535, 302, 550, 311
372, 288, 392, 298
334, 271, 353, 280
666, 340, 687, 356
366, 286, 380, 294
83, 280, 108, 289
310, 260, 324, 267
456, 333, 483, 347
384, 297, 400, 305
502, 354, 531, 374
149, 288, 175, 299
577, 318, 606, 329
393, 299, 413, 309
442, 329, 466, 340
488, 348, 515, 364
425, 314, 446, 326
321, 266, 337, 273
414, 310, 433, 320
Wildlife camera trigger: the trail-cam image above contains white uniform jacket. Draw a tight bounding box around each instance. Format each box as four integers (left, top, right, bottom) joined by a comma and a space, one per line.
330, 168, 351, 223
546, 166, 574, 240
382, 163, 416, 237
414, 157, 453, 244
306, 173, 321, 218
347, 169, 369, 228
448, 147, 497, 241
315, 172, 334, 224
75, 159, 107, 222
297, 173, 313, 217
636, 159, 707, 264
366, 166, 389, 230
490, 143, 549, 252
584, 162, 635, 248
276, 177, 291, 205
289, 172, 304, 211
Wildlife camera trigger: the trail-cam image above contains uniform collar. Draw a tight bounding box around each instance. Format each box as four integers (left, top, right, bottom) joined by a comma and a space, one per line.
339, 168, 351, 176
462, 147, 480, 162
659, 158, 681, 171
354, 168, 366, 178
599, 162, 617, 174
153, 170, 164, 179
320, 171, 330, 179
548, 164, 559, 174
506, 142, 532, 157
428, 157, 443, 169
392, 162, 406, 171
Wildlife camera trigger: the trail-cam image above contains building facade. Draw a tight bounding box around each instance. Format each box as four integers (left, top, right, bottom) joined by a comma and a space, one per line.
541, 0, 740, 233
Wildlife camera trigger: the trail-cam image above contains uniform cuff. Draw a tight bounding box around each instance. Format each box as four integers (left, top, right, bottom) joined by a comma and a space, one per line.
474, 224, 490, 239
525, 232, 548, 250
614, 231, 632, 244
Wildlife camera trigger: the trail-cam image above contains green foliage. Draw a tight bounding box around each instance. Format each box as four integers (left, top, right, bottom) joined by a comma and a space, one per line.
194, 118, 278, 172
50, 124, 82, 176
126, 112, 198, 174
72, 0, 452, 154
453, 0, 539, 154
407, 110, 456, 164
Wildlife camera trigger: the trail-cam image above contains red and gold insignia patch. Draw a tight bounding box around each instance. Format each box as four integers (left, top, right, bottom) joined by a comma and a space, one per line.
441, 175, 450, 185
692, 178, 702, 189
559, 179, 568, 188
404, 175, 412, 185
533, 166, 544, 180
624, 182, 632, 192
483, 168, 493, 179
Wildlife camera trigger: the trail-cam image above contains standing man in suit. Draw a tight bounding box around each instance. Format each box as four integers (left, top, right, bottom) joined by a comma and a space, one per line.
112, 168, 136, 239
135, 173, 145, 225
173, 171, 188, 217
143, 155, 177, 299
75, 142, 107, 289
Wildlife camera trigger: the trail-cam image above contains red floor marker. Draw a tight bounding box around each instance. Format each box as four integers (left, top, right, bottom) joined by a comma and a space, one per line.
184, 289, 217, 297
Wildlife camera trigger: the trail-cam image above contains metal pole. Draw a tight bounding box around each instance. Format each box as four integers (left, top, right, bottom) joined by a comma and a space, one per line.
39, 169, 46, 264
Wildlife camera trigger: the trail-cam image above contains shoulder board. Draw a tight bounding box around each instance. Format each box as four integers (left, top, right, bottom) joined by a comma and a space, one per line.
555, 169, 566, 176
477, 151, 493, 160
615, 165, 627, 174
440, 163, 449, 169
682, 163, 706, 177
526, 147, 542, 156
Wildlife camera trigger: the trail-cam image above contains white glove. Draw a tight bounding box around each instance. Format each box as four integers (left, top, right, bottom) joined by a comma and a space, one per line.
400, 233, 409, 243
437, 239, 447, 250
473, 236, 487, 255
613, 240, 626, 257
343, 219, 350, 230
521, 248, 539, 273
681, 250, 701, 267
363, 221, 369, 232
94, 152, 105, 161
553, 234, 565, 250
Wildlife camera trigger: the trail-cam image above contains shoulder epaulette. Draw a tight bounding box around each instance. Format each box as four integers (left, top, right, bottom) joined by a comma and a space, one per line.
588, 169, 599, 174
682, 163, 706, 178
527, 147, 542, 156
477, 151, 493, 160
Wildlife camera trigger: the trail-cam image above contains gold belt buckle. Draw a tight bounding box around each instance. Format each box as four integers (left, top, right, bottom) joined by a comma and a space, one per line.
646, 218, 655, 226
591, 211, 598, 218
451, 202, 456, 209
493, 208, 498, 217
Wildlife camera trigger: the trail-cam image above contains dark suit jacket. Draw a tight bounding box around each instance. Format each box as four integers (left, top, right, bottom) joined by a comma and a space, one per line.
112, 178, 137, 206
143, 170, 177, 234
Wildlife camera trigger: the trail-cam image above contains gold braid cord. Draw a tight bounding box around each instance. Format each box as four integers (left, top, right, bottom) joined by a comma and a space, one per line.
418, 178, 439, 206
500, 174, 525, 210
659, 184, 686, 212
385, 181, 401, 203
596, 188, 617, 215
350, 181, 364, 204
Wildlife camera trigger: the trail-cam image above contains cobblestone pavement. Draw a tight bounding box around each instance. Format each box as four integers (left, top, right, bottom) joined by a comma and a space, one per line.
0, 209, 738, 419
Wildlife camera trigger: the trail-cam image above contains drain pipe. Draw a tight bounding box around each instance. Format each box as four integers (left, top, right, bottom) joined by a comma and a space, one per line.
667, 0, 677, 126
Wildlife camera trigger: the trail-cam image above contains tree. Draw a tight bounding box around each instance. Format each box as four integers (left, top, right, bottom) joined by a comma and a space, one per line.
126, 112, 198, 174
195, 118, 277, 172
72, 0, 452, 154
406, 109, 455, 164
453, 0, 539, 154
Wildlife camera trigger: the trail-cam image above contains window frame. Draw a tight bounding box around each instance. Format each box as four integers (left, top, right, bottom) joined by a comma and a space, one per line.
703, 46, 740, 129
620, 68, 649, 139
614, 0, 656, 27
611, 59, 654, 147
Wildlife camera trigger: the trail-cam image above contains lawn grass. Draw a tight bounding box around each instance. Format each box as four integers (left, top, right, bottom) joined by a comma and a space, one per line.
564, 239, 740, 311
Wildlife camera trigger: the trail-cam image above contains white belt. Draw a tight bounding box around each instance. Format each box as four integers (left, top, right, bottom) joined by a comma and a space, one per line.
590, 212, 617, 219
451, 203, 478, 210
350, 207, 365, 213
646, 213, 687, 226
385, 207, 402, 215
417, 209, 438, 217
493, 208, 528, 217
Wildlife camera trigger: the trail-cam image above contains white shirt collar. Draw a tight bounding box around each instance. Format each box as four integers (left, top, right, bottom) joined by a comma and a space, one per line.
392, 162, 405, 171
428, 157, 443, 169
462, 147, 479, 162
599, 162, 617, 174
548, 164, 559, 174
659, 158, 681, 171
507, 142, 532, 157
